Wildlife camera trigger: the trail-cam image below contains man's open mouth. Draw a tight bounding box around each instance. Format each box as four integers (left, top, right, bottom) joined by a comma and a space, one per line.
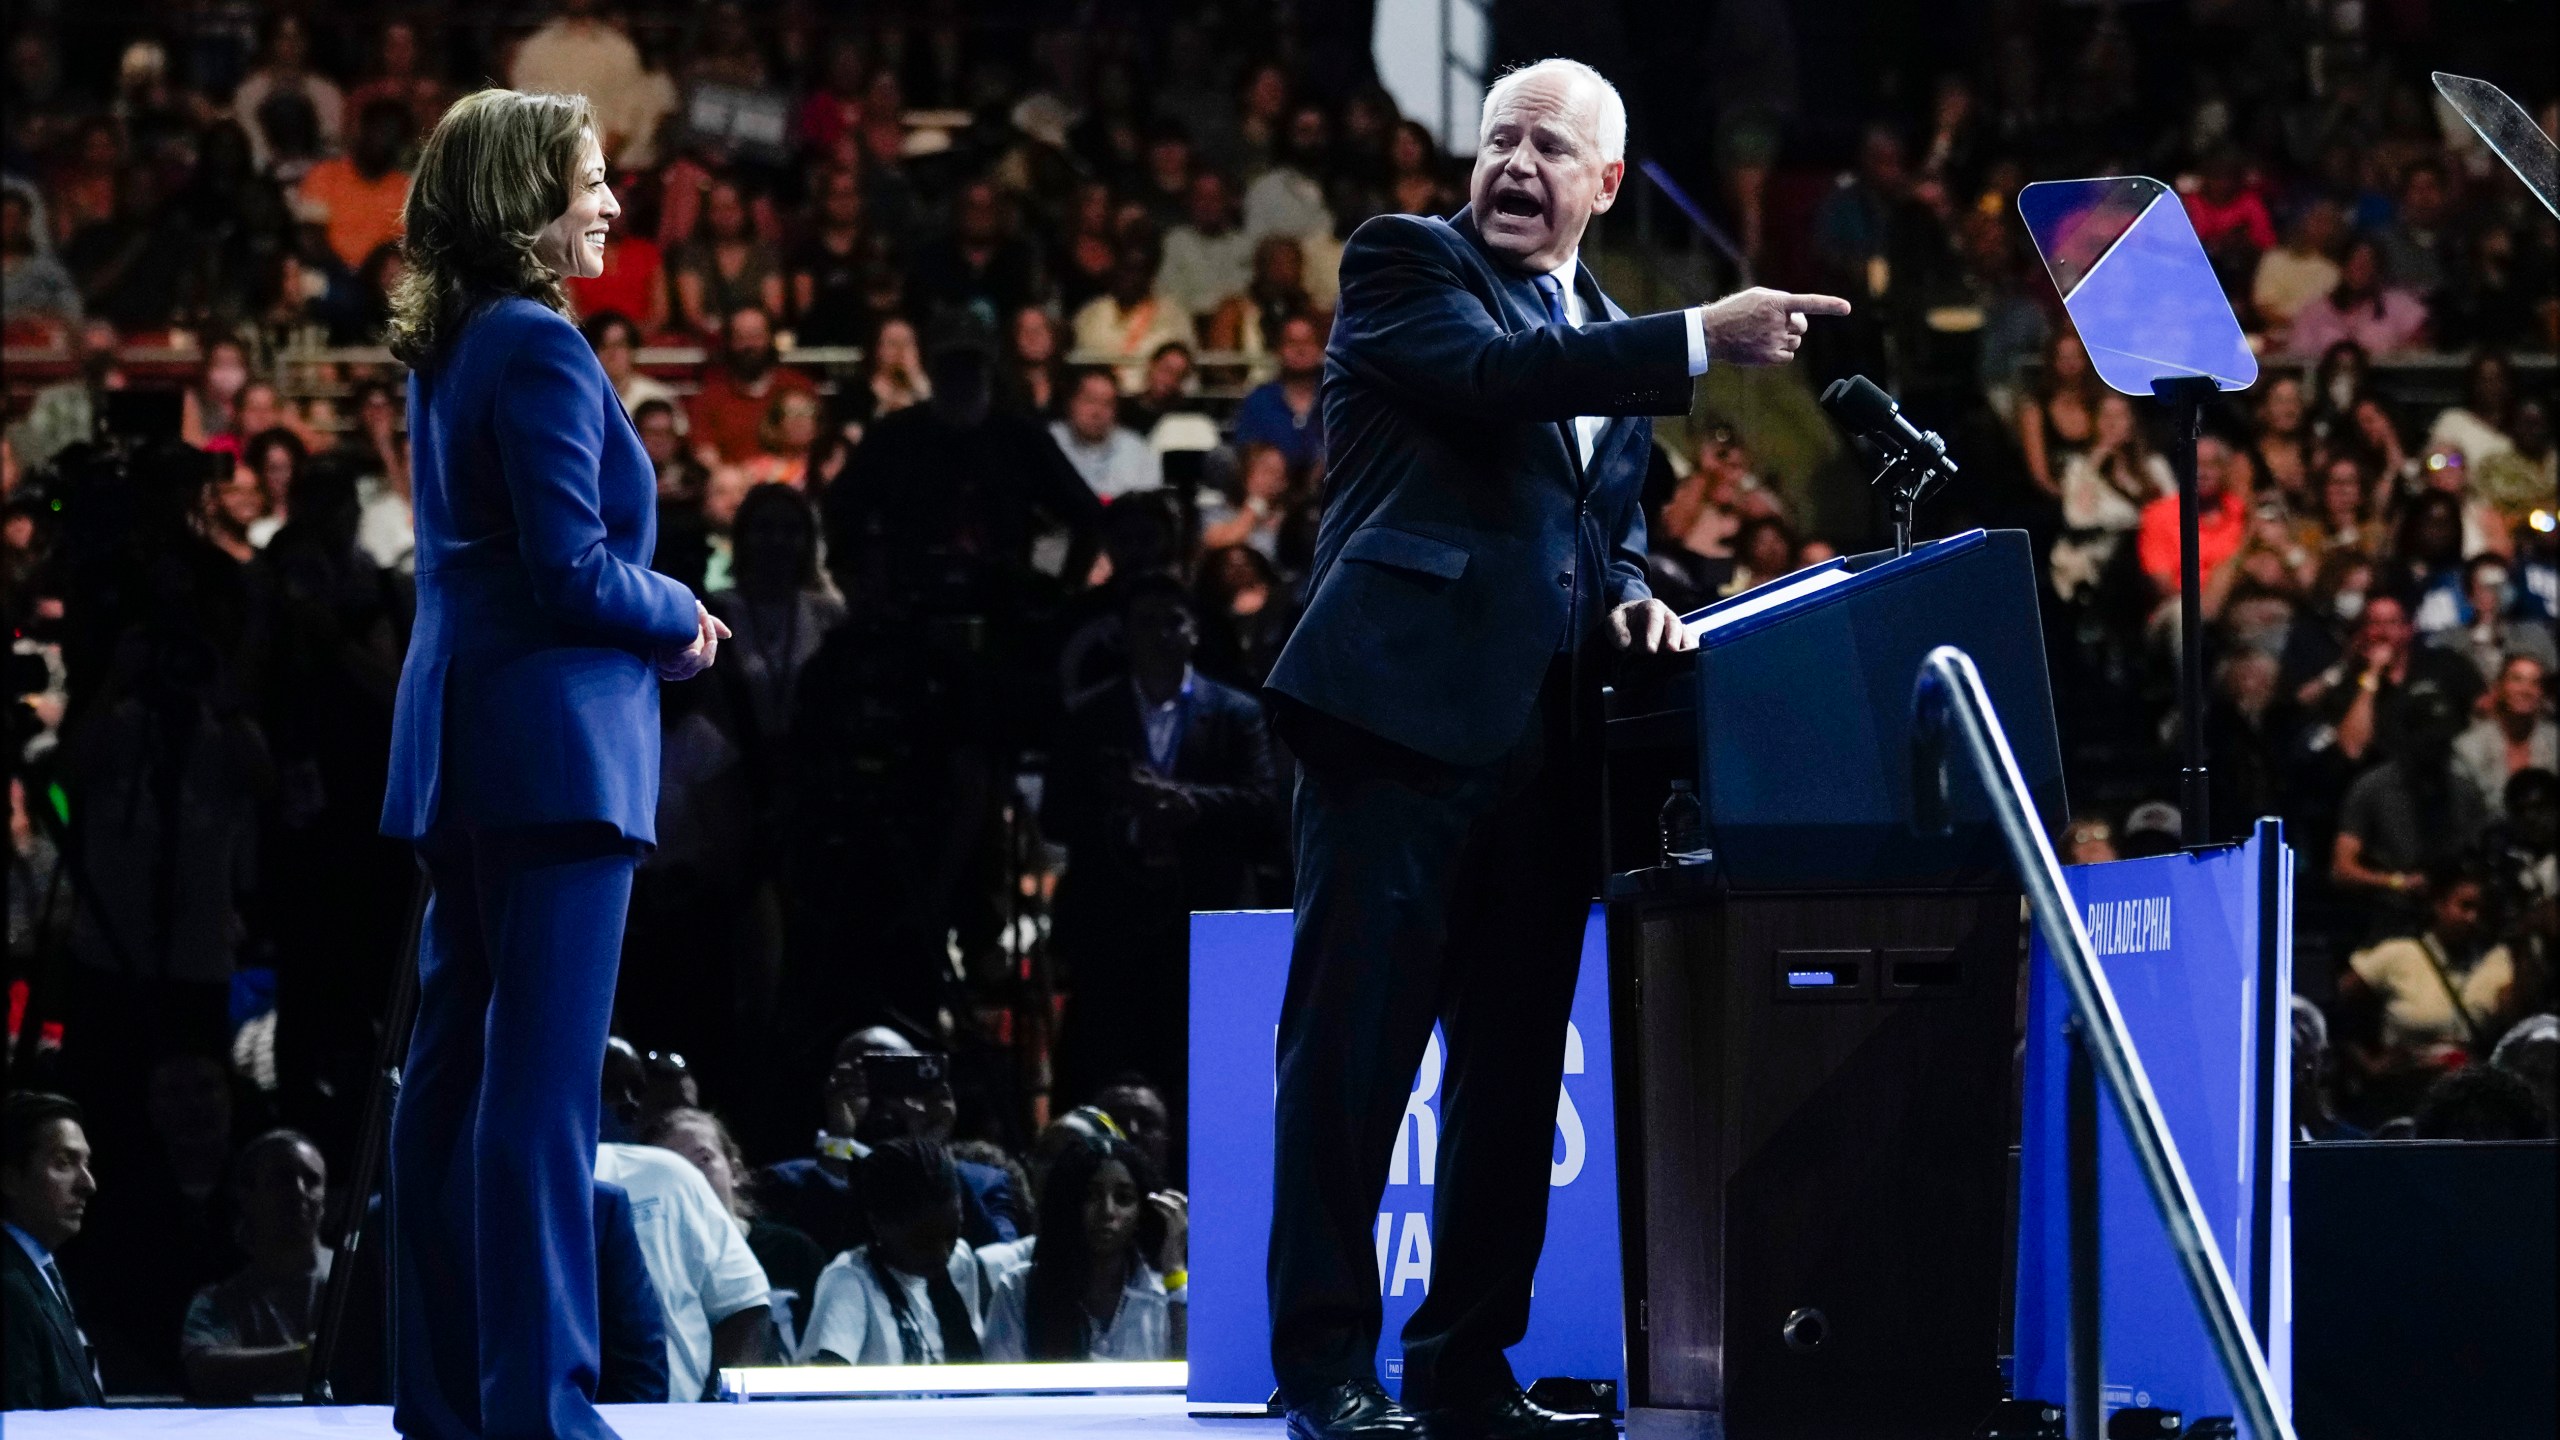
1493, 190, 1543, 219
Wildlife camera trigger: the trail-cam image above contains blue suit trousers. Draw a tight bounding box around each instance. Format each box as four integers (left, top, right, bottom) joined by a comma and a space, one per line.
390, 823, 639, 1440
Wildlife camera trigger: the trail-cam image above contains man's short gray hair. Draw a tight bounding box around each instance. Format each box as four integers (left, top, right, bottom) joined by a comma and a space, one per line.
1481, 58, 1627, 165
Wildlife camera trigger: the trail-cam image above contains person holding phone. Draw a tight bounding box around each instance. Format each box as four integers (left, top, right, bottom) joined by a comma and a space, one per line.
377, 89, 725, 1440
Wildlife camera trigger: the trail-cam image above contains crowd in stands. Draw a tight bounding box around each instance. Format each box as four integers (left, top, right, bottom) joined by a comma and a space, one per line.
4, 0, 2556, 1408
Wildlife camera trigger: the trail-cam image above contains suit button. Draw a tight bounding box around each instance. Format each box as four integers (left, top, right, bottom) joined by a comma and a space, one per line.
1557, 571, 1573, 589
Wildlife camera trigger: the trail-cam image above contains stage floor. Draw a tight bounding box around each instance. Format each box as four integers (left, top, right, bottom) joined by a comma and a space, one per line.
3, 1396, 1289, 1439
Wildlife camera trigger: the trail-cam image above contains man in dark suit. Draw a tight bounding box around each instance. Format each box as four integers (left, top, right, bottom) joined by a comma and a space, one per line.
4, 1091, 106, 1410
1261, 59, 1848, 1440
1047, 572, 1284, 1157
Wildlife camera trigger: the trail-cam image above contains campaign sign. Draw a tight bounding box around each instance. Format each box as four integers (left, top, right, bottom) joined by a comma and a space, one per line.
1187, 908, 1624, 1409
2016, 827, 2293, 1426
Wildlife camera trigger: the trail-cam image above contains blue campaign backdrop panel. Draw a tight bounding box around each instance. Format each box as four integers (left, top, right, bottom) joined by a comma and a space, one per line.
1187, 908, 1624, 1408
2016, 832, 2293, 1426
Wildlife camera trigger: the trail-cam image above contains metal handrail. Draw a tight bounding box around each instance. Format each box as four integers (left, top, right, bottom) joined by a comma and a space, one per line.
1909, 644, 2293, 1440
1634, 158, 1752, 287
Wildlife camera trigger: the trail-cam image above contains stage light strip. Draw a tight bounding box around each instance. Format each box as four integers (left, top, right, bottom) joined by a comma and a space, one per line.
714, 1361, 1188, 1400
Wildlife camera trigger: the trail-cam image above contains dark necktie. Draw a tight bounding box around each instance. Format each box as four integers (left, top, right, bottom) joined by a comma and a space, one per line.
1533, 271, 1570, 328
40, 1256, 102, 1389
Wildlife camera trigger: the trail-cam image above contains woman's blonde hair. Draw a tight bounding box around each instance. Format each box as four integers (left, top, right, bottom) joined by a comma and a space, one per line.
384, 88, 597, 367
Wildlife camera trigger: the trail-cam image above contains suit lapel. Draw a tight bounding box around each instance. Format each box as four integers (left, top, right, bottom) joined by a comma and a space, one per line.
1450, 206, 1591, 493
1576, 264, 1640, 488
6, 1241, 92, 1393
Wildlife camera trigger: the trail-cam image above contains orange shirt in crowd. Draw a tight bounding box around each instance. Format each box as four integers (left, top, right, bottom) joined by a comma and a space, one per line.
296, 158, 412, 271
2137, 485, 2249, 596
688, 365, 817, 465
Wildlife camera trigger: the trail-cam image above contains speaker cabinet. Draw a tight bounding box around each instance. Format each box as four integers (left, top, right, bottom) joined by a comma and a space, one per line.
1607, 878, 2020, 1439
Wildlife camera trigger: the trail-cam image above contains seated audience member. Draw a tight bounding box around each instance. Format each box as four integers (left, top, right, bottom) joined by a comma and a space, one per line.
3, 1091, 103, 1410
761, 1033, 1021, 1259
736, 390, 829, 490
1195, 544, 1302, 688
643, 1106, 825, 1354
585, 311, 685, 435
1089, 1076, 1177, 1189
1207, 235, 1319, 376
2, 188, 83, 331
2051, 391, 2172, 597
2284, 239, 2428, 359
1072, 233, 1196, 393
595, 1134, 778, 1401
2291, 997, 2363, 1141
688, 306, 818, 466
671, 179, 787, 338
1120, 341, 1207, 442
2454, 655, 2558, 816
179, 1130, 331, 1400
593, 1183, 673, 1402
636, 399, 713, 594
1229, 313, 1327, 478
2332, 683, 2493, 938
1198, 442, 1297, 561
1050, 367, 1161, 501
1019, 1107, 1125, 1219
997, 304, 1064, 419
2410, 1065, 2550, 1141
841, 316, 930, 434
1156, 170, 1253, 327
2250, 200, 2344, 345
982, 1134, 1186, 1361
2435, 561, 2558, 680
2297, 594, 2486, 769
1730, 517, 1802, 592
293, 98, 412, 274
2136, 429, 2249, 597
2490, 1014, 2558, 1125
785, 166, 870, 347
799, 1140, 989, 1365
2339, 865, 2517, 1120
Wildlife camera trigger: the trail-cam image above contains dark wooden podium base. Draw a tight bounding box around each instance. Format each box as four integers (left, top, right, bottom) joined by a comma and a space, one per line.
1606, 874, 2020, 1440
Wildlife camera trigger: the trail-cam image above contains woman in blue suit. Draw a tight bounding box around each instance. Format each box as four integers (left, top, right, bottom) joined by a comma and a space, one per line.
379, 90, 728, 1440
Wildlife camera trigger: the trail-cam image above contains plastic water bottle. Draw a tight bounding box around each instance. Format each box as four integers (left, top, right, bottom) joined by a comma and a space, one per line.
1659, 779, 1711, 867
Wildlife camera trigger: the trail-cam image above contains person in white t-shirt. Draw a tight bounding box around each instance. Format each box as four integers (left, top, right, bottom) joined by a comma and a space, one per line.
593, 1140, 776, 1400
981, 1133, 1187, 1362
799, 1139, 992, 1365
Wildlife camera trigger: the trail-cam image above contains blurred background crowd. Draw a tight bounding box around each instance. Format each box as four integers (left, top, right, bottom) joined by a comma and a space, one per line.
2, 0, 2555, 1407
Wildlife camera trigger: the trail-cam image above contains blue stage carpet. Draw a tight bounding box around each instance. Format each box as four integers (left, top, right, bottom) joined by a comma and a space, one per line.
3, 1396, 1287, 1438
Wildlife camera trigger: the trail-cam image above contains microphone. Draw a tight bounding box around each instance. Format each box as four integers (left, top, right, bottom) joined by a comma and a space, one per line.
1820, 375, 1957, 477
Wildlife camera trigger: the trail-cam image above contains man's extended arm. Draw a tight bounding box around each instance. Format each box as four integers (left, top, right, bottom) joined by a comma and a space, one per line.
1328, 214, 1692, 422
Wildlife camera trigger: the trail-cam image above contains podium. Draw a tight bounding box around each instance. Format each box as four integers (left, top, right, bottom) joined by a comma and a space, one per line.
1602, 531, 2063, 1438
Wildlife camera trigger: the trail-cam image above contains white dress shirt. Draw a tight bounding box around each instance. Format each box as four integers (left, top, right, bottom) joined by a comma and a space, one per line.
1537, 252, 1712, 467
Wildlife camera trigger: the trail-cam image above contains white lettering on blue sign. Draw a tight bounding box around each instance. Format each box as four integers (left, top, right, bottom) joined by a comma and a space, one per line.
2085, 896, 2173, 956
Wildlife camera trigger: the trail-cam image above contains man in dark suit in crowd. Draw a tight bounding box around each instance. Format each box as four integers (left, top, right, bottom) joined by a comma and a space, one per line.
1260, 59, 1847, 1440
1046, 572, 1283, 1165
4, 1091, 106, 1410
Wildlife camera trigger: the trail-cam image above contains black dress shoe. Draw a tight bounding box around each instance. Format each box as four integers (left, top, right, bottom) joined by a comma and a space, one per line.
1286, 1379, 1429, 1439
1417, 1388, 1616, 1440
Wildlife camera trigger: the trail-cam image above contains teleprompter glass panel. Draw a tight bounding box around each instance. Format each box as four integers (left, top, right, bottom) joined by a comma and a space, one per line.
2017, 176, 2257, 397
2432, 73, 2558, 218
